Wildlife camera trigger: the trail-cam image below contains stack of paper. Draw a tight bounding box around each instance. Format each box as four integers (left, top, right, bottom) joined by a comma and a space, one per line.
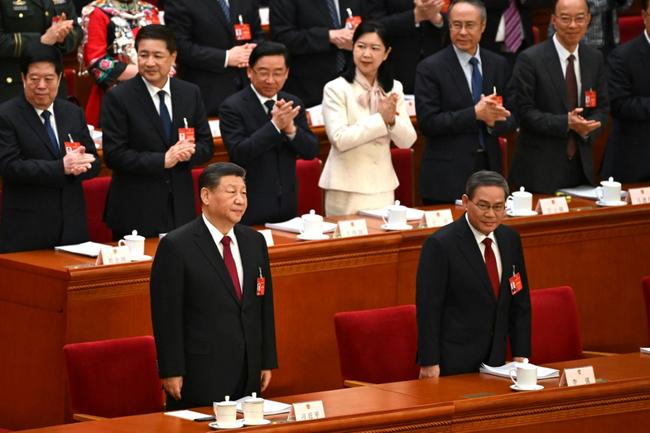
235, 397, 291, 415
359, 207, 424, 221
641, 347, 650, 354
265, 217, 337, 234
54, 241, 111, 257
480, 362, 560, 379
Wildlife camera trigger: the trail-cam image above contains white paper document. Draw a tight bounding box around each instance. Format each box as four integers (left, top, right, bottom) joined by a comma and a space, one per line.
265, 217, 337, 234
164, 410, 209, 420
557, 185, 600, 200
359, 207, 424, 221
641, 347, 650, 354
54, 241, 112, 257
235, 397, 291, 415
480, 362, 560, 380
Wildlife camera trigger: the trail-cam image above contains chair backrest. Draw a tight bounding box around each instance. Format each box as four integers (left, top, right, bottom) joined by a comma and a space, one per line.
334, 304, 419, 384
81, 176, 112, 243
642, 276, 650, 342
296, 158, 323, 215
619, 16, 644, 45
391, 147, 414, 207
530, 286, 583, 364
192, 167, 202, 216
63, 336, 163, 418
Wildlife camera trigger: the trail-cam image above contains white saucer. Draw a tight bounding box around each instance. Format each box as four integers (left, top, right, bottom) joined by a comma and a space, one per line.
506, 209, 538, 217
510, 384, 544, 392
243, 418, 271, 426
130, 254, 152, 261
208, 420, 244, 429
297, 233, 329, 241
596, 199, 627, 207
381, 223, 413, 231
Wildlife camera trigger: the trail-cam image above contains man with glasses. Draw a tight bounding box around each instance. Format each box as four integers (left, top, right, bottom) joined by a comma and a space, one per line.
417, 170, 531, 377
509, 0, 609, 193
415, 0, 516, 205
219, 42, 319, 226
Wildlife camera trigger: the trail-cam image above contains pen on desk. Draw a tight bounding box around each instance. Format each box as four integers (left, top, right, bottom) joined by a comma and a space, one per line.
193, 415, 216, 422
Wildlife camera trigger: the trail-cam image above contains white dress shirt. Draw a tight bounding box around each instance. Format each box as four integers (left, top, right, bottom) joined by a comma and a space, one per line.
35, 103, 60, 144
465, 213, 502, 280
452, 44, 483, 95
142, 76, 173, 118
553, 34, 582, 100
202, 214, 245, 291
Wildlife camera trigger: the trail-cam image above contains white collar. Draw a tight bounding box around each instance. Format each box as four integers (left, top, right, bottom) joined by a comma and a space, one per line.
142, 75, 172, 99
552, 34, 579, 63
202, 213, 237, 247
465, 213, 497, 245
250, 84, 277, 108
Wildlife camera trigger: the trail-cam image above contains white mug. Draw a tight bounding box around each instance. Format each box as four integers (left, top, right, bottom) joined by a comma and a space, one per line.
509, 363, 538, 388
596, 177, 621, 204
506, 186, 533, 213
301, 209, 323, 237
242, 392, 264, 424
118, 230, 145, 258
385, 200, 407, 226
214, 395, 237, 426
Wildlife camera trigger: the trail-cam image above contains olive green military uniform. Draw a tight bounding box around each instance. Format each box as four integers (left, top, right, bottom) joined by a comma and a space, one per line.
0, 0, 82, 103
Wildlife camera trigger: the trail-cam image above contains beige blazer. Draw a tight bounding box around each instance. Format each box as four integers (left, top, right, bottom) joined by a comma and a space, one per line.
318, 77, 416, 194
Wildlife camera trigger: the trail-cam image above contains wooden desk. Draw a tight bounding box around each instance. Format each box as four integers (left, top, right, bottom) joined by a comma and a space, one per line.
2, 196, 650, 429
15, 353, 650, 433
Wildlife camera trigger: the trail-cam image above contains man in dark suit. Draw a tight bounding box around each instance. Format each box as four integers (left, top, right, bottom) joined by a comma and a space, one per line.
164, 0, 265, 116
600, 0, 650, 183
220, 42, 319, 226
366, 0, 446, 94
270, 0, 367, 107
415, 0, 516, 204
101, 25, 213, 240
151, 162, 277, 409
0, 43, 99, 253
509, 0, 609, 193
417, 171, 531, 377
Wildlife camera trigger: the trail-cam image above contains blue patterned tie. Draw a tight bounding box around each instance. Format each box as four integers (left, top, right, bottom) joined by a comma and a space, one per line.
469, 57, 485, 149
217, 0, 231, 25
40, 111, 60, 155
158, 90, 172, 142
326, 0, 346, 72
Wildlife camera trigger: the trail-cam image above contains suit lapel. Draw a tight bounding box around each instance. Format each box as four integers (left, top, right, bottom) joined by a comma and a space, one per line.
494, 227, 511, 300
192, 218, 242, 305
456, 217, 497, 301
445, 47, 474, 106
639, 35, 650, 73
204, 0, 235, 40
244, 85, 270, 127
577, 44, 592, 107
234, 225, 257, 306
133, 77, 168, 145
52, 100, 71, 147
481, 52, 496, 95
542, 40, 569, 112
169, 78, 183, 144
18, 97, 59, 158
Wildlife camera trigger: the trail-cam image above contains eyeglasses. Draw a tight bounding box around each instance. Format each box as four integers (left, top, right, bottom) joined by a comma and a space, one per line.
251, 69, 287, 80
554, 14, 588, 26
470, 200, 506, 213
450, 21, 480, 31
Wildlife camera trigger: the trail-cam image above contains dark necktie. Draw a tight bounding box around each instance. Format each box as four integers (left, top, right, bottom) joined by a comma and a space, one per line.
217, 0, 231, 25
469, 57, 485, 149
158, 90, 172, 143
503, 0, 522, 53
40, 111, 60, 155
565, 54, 578, 159
264, 99, 275, 119
221, 236, 242, 302
326, 0, 346, 72
482, 238, 500, 299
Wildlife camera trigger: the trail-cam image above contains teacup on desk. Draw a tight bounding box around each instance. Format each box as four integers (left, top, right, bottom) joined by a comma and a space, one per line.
214, 395, 237, 426
242, 392, 265, 424
597, 177, 622, 204
118, 230, 145, 258
509, 363, 537, 389
301, 209, 324, 238
384, 200, 408, 226
507, 187, 533, 213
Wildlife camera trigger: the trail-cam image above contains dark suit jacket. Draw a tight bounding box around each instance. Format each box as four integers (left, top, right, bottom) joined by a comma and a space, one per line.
600, 34, 650, 183
150, 218, 277, 407
366, 0, 445, 94
100, 76, 213, 238
509, 39, 609, 193
415, 45, 517, 203
164, 0, 265, 116
270, 0, 367, 107
219, 86, 320, 225
0, 95, 100, 252
416, 216, 531, 375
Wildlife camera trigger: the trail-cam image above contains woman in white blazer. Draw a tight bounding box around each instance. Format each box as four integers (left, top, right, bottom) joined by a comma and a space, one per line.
318, 21, 417, 216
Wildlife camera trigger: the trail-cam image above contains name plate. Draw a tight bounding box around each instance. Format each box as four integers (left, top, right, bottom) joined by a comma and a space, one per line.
559, 366, 595, 387
424, 209, 453, 228
337, 219, 368, 238
535, 197, 569, 215
293, 400, 325, 421
628, 187, 650, 205
96, 245, 131, 265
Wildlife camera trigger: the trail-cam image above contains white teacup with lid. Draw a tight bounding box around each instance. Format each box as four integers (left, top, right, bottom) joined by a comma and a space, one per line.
597, 177, 622, 204
214, 395, 238, 426
509, 359, 538, 389
507, 186, 533, 214
301, 209, 324, 238
384, 200, 408, 227
118, 230, 145, 258
242, 392, 265, 424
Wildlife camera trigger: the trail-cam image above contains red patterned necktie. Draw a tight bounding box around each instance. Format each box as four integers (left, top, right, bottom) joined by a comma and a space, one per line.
221, 236, 242, 302
482, 238, 500, 299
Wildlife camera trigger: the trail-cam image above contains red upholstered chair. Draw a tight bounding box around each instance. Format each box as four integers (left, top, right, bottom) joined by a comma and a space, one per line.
63, 336, 164, 421
391, 147, 414, 207
81, 176, 112, 243
619, 16, 644, 45
296, 158, 323, 215
498, 136, 508, 178
334, 304, 419, 387
192, 167, 203, 216
0, 428, 12, 432
642, 276, 650, 341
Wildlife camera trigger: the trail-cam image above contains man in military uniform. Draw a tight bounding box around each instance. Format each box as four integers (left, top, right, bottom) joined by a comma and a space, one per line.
0, 0, 82, 103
